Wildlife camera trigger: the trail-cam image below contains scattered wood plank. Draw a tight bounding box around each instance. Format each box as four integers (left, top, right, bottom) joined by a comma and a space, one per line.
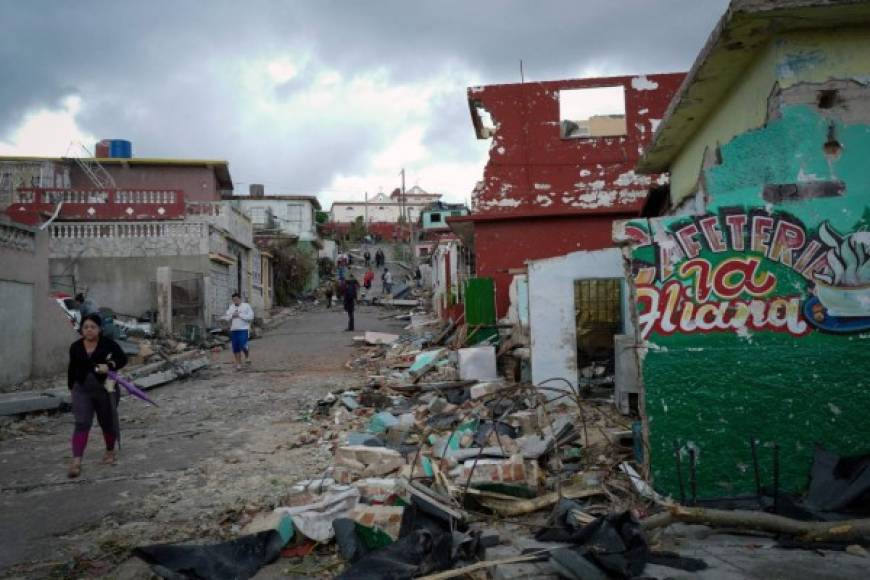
642, 505, 870, 543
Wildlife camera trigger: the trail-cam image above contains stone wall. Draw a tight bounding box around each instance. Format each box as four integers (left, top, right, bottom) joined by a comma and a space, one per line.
0, 221, 77, 387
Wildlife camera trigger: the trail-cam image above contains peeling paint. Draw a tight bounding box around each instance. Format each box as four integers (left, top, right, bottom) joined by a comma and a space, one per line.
535, 194, 553, 207
533, 183, 551, 191
631, 75, 660, 91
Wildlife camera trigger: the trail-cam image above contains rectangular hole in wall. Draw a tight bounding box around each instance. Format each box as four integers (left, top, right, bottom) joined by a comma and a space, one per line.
560, 86, 627, 139
574, 278, 623, 382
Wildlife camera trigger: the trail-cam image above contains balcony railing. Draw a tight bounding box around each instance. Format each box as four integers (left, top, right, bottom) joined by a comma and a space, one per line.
7, 188, 186, 226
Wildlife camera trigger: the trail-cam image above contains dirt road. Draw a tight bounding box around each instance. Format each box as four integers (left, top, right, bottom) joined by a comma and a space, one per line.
0, 303, 404, 579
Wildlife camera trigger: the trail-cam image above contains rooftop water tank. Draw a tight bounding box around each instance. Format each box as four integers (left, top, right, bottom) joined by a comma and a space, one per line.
108, 139, 132, 159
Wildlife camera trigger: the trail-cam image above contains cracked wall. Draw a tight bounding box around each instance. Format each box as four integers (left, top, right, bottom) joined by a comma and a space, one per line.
468, 73, 684, 217
621, 52, 870, 498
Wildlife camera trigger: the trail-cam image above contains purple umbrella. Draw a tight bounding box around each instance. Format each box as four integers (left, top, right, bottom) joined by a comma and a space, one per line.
108, 370, 159, 407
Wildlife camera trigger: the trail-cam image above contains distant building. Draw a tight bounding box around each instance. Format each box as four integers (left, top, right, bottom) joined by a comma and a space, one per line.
329, 185, 441, 224
227, 184, 323, 291
228, 184, 320, 242
420, 201, 469, 232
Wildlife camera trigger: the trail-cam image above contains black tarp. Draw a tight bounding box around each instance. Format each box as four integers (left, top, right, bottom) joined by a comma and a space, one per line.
133, 530, 284, 580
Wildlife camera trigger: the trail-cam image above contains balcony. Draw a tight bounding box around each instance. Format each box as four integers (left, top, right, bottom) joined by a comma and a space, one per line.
48, 221, 209, 259
7, 188, 186, 226
186, 202, 253, 248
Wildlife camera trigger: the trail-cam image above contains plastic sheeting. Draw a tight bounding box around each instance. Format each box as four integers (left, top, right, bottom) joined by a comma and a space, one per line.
275, 487, 360, 542
134, 530, 284, 580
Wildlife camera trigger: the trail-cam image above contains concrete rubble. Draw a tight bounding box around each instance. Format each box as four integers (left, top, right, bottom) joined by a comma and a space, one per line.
152, 288, 866, 580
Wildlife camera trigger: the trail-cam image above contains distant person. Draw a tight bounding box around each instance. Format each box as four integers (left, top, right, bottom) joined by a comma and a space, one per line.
415, 266, 423, 288
67, 313, 128, 478
344, 273, 360, 331
363, 267, 375, 291
222, 293, 254, 371
364, 250, 371, 267
75, 293, 98, 319
383, 268, 393, 295
325, 284, 334, 309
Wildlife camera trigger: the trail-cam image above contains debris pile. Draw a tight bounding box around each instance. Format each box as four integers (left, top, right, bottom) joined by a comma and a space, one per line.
131, 305, 870, 579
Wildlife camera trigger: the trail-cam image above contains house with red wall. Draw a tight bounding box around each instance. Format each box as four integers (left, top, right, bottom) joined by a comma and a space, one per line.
449, 73, 685, 319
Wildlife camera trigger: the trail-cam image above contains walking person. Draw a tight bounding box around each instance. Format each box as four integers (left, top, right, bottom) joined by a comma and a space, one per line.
364, 249, 371, 267
325, 284, 334, 309
363, 266, 375, 291
344, 273, 360, 331
67, 313, 128, 478
223, 293, 254, 371
383, 267, 393, 295
414, 266, 423, 288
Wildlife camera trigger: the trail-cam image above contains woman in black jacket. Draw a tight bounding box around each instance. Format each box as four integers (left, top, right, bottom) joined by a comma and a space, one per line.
67, 313, 127, 478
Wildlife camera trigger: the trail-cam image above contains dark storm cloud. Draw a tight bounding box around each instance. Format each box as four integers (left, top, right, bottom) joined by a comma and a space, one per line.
0, 0, 729, 196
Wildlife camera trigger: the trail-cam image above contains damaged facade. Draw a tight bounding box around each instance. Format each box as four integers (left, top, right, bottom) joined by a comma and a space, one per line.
620, 0, 870, 499
451, 73, 685, 319
3, 153, 269, 330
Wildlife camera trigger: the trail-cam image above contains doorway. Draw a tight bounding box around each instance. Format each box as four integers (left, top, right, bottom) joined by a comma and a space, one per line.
574, 278, 623, 382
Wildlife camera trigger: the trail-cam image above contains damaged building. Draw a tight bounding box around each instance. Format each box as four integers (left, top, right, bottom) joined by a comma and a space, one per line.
618, 0, 870, 499
450, 72, 684, 393
3, 149, 267, 332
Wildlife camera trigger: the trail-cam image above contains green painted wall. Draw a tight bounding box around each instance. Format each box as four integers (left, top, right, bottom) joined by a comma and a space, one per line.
422, 208, 468, 230
627, 102, 870, 498
669, 28, 870, 208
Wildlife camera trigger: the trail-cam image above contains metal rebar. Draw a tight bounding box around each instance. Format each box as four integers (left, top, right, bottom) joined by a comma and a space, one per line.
689, 448, 698, 506
673, 441, 686, 505
750, 438, 762, 500
773, 442, 780, 514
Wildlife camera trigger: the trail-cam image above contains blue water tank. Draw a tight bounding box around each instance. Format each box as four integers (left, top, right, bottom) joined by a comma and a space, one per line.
108, 139, 133, 158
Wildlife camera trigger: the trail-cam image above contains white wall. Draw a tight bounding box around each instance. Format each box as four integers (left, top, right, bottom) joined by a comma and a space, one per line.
329, 202, 430, 224
528, 248, 632, 391
238, 199, 317, 241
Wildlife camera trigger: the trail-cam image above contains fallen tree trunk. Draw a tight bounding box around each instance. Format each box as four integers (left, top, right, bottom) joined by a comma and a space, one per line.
478, 484, 603, 517
643, 506, 870, 543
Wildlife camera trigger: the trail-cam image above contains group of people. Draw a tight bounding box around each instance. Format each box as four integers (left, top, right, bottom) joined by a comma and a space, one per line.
363, 248, 386, 269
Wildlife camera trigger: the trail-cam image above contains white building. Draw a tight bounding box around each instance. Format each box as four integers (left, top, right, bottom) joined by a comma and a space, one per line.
329, 185, 441, 224
230, 185, 320, 242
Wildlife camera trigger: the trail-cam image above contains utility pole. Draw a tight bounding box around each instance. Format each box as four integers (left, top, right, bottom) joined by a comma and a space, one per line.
364, 191, 368, 234
400, 168, 406, 223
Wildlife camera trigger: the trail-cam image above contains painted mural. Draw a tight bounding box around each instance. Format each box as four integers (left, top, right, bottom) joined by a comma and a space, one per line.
626, 209, 870, 339
625, 104, 870, 499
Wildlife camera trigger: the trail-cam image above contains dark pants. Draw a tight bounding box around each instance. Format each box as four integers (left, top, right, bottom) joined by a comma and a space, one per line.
72, 378, 119, 456
345, 304, 355, 331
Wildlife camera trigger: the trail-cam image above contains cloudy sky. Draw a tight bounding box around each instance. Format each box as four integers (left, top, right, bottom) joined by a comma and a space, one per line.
0, 1, 729, 207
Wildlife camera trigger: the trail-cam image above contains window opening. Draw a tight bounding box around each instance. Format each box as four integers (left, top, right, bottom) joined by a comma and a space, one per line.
560, 86, 627, 139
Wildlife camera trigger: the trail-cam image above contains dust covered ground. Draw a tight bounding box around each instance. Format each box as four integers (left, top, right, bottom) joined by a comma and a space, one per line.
0, 304, 404, 579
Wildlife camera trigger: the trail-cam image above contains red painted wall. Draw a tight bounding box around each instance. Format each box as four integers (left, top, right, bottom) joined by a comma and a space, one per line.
468, 73, 684, 218
473, 214, 624, 317
7, 188, 186, 226
323, 221, 410, 242
69, 165, 223, 202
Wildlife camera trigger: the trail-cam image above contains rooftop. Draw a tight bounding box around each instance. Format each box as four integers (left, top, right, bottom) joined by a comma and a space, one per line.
0, 155, 234, 189
227, 193, 322, 210
637, 0, 870, 173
